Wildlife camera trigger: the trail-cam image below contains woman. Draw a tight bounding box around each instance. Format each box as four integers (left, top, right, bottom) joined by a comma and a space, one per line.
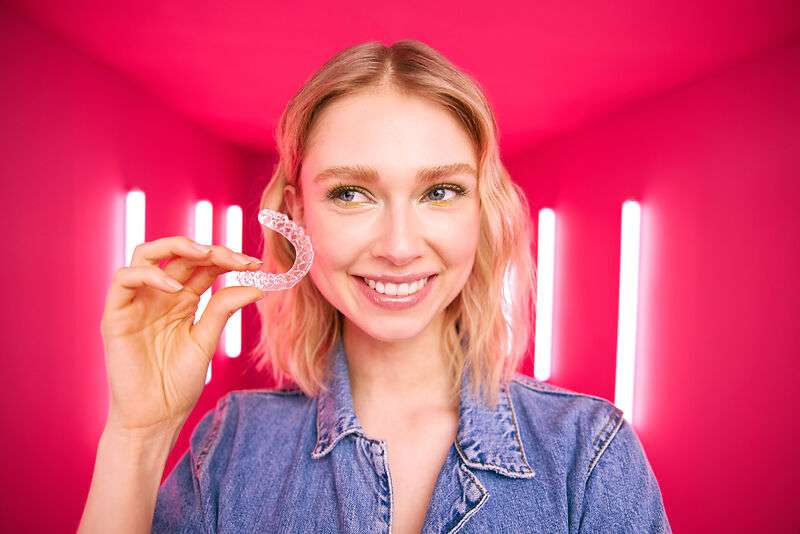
79, 40, 670, 533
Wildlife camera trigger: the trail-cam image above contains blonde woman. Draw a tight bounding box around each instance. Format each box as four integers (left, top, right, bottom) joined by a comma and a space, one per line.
79, 40, 670, 533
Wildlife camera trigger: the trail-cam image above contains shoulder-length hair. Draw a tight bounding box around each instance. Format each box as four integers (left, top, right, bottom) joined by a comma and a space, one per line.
249, 39, 536, 408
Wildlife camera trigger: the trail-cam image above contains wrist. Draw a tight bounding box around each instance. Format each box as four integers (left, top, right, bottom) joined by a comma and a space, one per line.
104, 409, 187, 442
101, 417, 185, 460
98, 424, 181, 476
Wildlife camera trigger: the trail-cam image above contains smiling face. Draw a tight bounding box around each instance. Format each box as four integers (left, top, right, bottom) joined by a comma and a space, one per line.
285, 86, 481, 343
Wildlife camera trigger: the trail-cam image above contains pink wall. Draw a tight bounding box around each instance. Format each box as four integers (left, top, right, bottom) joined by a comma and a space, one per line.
0, 9, 275, 531
3, 3, 798, 530
506, 43, 800, 533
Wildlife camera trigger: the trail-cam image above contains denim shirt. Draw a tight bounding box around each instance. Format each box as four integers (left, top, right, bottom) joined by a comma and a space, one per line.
153, 338, 671, 533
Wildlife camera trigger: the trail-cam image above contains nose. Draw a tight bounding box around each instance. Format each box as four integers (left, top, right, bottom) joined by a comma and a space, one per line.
370, 199, 425, 267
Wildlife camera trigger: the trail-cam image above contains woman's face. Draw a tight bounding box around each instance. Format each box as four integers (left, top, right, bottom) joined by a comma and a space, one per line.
287, 87, 480, 342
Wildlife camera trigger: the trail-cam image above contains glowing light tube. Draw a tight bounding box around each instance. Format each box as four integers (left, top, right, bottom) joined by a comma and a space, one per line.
224, 206, 243, 358
614, 200, 641, 422
501, 262, 515, 358
534, 208, 555, 382
194, 200, 214, 384
124, 190, 145, 267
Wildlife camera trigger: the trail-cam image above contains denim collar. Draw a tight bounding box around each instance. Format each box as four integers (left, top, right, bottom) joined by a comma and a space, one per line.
311, 337, 535, 479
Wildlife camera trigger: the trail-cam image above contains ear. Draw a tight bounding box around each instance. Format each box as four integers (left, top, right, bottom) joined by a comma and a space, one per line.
283, 183, 305, 226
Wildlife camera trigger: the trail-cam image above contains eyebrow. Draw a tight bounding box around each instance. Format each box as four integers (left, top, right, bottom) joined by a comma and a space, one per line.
313, 162, 477, 186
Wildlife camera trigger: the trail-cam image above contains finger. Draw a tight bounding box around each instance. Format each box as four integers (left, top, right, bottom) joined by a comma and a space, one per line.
130, 236, 213, 268
190, 286, 264, 356
164, 245, 263, 286
181, 262, 257, 297
105, 265, 185, 311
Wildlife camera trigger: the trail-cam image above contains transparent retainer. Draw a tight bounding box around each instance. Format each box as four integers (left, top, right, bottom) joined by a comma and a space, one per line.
236, 208, 314, 291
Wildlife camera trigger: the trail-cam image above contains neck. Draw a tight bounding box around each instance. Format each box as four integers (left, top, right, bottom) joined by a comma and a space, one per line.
342, 315, 457, 415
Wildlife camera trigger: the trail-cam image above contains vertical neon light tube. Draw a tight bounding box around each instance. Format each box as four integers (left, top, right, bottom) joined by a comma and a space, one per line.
534, 208, 555, 382
223, 206, 243, 358
614, 200, 641, 422
498, 215, 513, 358
125, 190, 146, 267
501, 263, 515, 358
194, 200, 214, 384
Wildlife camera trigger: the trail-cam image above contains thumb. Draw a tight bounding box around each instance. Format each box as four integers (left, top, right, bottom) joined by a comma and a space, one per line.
191, 286, 264, 356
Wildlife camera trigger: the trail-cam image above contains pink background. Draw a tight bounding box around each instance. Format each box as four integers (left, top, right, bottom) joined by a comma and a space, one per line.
1, 2, 798, 531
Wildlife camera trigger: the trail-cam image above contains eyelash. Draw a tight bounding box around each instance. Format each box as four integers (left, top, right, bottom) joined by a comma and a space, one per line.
325, 182, 470, 205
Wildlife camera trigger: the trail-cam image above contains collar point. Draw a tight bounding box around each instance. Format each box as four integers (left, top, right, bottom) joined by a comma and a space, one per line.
310, 443, 326, 459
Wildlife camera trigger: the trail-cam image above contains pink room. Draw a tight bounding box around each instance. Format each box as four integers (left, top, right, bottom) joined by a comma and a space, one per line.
1, 1, 798, 533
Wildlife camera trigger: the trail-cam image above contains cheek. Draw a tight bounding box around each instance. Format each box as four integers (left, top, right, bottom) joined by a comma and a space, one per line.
305, 213, 368, 273
437, 210, 481, 265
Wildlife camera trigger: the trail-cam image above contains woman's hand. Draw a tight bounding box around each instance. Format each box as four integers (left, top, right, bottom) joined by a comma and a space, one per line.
99, 236, 264, 439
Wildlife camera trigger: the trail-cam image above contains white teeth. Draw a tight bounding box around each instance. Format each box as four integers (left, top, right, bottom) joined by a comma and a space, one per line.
363, 276, 429, 296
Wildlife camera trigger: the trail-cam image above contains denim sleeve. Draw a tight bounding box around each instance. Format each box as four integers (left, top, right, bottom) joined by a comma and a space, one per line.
577, 417, 672, 533
152, 394, 232, 534
151, 449, 206, 533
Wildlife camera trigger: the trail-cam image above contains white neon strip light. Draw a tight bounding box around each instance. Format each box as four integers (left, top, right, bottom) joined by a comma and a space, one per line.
194, 200, 214, 384
614, 200, 641, 422
124, 190, 146, 267
501, 263, 515, 358
223, 205, 243, 358
534, 208, 555, 382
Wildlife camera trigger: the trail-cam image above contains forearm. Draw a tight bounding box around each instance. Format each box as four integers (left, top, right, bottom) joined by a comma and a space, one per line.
77, 423, 183, 534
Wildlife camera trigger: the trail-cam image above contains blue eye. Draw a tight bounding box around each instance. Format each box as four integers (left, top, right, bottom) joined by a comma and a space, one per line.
331, 188, 369, 203
427, 186, 456, 202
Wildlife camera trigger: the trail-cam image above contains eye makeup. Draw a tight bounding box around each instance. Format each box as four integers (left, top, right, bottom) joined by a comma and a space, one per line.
324, 182, 471, 206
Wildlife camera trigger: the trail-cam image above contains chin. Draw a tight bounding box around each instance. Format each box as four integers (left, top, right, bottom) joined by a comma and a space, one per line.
350, 317, 430, 343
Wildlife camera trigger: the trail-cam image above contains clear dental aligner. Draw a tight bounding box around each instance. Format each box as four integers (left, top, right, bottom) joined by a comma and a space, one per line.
236, 208, 314, 291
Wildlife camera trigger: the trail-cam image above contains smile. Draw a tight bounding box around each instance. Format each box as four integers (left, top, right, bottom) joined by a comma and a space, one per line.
352, 273, 438, 311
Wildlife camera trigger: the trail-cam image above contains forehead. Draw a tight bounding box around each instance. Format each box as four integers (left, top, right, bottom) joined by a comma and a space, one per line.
302, 89, 477, 182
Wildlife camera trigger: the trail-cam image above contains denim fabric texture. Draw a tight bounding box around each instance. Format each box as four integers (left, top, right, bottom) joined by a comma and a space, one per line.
153, 337, 671, 533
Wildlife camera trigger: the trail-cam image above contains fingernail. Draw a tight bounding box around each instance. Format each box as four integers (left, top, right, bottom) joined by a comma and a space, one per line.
234, 253, 254, 265
245, 255, 263, 264
192, 243, 212, 253
165, 277, 183, 290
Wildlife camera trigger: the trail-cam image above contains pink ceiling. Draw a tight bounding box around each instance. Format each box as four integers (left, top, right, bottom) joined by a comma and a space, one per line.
9, 1, 800, 156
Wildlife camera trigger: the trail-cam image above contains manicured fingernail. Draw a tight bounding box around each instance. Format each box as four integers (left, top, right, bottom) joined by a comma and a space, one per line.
192, 243, 212, 253
165, 277, 183, 290
234, 253, 253, 265
245, 255, 263, 264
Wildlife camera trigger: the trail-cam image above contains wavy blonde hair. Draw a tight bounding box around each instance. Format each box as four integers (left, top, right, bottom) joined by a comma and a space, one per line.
249, 39, 536, 408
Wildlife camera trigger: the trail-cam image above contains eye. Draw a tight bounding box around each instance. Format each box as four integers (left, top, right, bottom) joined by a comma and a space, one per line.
426, 185, 460, 203
329, 186, 370, 204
